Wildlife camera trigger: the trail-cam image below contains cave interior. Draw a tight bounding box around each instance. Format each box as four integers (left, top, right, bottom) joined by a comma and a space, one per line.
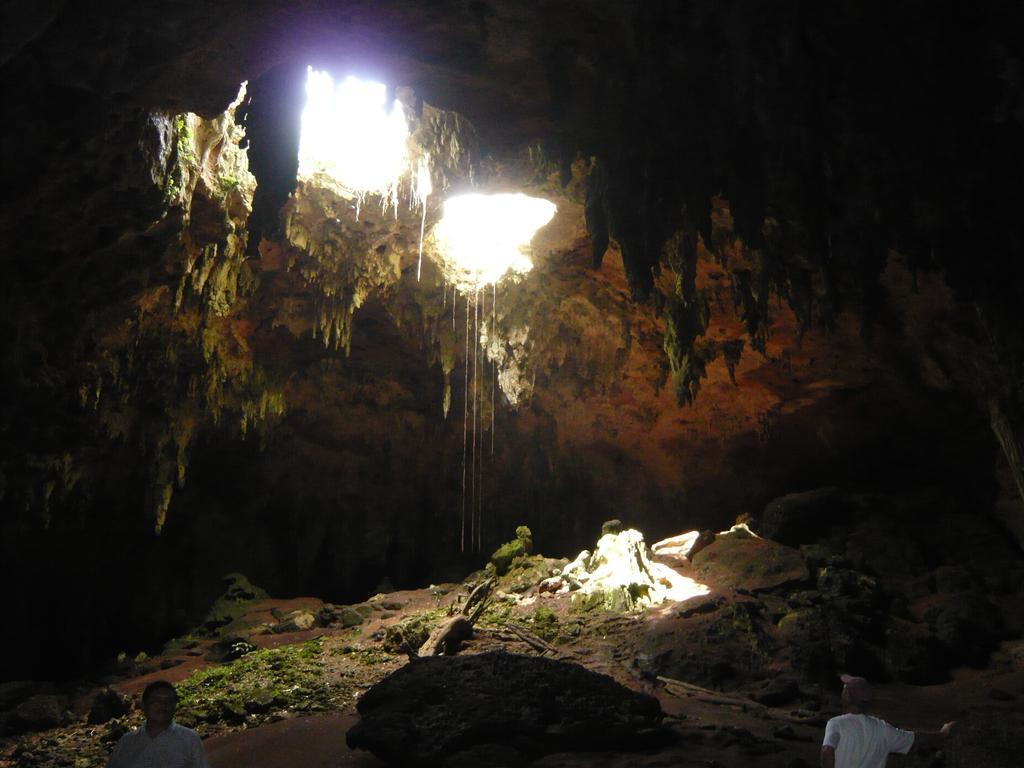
2, 1, 1024, 765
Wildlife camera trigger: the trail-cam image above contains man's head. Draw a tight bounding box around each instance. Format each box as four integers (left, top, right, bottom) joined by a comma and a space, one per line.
141, 680, 177, 727
839, 674, 873, 711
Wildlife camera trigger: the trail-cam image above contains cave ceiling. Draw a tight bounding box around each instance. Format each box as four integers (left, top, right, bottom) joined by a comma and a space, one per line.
2, 0, 1024, 613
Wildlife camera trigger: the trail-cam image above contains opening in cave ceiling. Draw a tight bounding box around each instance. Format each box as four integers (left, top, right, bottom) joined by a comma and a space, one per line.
297, 68, 427, 217
433, 193, 557, 292
294, 66, 555, 293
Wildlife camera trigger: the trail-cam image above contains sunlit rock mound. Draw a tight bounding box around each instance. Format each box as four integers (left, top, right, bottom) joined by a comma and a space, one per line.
542, 522, 710, 611
346, 651, 669, 766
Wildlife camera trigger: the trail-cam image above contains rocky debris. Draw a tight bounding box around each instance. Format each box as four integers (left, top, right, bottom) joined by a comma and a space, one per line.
383, 611, 445, 653
498, 555, 568, 594
346, 651, 669, 766
318, 604, 369, 628
690, 532, 809, 592
637, 596, 776, 689
205, 636, 257, 662
86, 688, 130, 725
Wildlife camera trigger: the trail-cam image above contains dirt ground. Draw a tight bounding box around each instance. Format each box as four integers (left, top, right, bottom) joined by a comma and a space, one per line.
3, 562, 1023, 767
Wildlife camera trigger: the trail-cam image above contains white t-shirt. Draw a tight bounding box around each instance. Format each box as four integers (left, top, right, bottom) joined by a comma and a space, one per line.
106, 721, 210, 768
823, 713, 914, 768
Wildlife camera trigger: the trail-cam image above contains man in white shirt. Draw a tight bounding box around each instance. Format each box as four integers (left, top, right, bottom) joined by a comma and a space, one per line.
106, 680, 210, 768
820, 674, 954, 768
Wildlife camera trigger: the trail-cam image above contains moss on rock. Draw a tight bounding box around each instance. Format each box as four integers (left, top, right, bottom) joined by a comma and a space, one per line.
490, 526, 534, 576
193, 573, 268, 638
382, 611, 443, 653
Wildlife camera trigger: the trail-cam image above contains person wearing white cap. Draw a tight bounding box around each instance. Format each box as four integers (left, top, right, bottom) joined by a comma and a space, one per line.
820, 674, 954, 768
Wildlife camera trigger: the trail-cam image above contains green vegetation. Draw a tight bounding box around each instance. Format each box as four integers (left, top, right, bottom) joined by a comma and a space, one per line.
497, 554, 555, 593
570, 589, 607, 614
330, 644, 395, 666
175, 638, 333, 729
219, 174, 239, 195
163, 114, 195, 206
381, 610, 443, 653
475, 594, 517, 628
529, 605, 559, 643
490, 525, 533, 575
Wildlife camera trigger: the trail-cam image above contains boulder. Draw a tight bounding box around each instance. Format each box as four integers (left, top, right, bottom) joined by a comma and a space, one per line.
205, 636, 257, 662
882, 617, 948, 684
928, 591, 1004, 666
346, 651, 668, 766
500, 556, 567, 594
691, 535, 809, 592
7, 694, 67, 734
87, 688, 131, 724
650, 529, 715, 564
278, 609, 318, 632
758, 488, 843, 546
338, 606, 366, 627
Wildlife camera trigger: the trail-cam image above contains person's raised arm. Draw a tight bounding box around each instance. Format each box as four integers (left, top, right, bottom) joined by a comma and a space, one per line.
911, 721, 955, 751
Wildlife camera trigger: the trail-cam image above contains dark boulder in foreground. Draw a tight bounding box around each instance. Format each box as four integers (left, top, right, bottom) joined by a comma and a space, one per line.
346, 651, 669, 766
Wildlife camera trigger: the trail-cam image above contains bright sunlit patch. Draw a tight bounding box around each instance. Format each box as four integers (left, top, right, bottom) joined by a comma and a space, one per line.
554, 529, 710, 612
298, 68, 410, 207
433, 193, 556, 290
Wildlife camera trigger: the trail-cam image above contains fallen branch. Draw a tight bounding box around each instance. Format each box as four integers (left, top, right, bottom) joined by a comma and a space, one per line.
657, 675, 767, 711
506, 623, 558, 655
418, 616, 474, 657
657, 675, 824, 727
462, 578, 494, 617
418, 582, 494, 657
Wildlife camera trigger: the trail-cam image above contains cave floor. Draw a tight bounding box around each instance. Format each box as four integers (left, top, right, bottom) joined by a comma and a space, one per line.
3, 566, 1023, 767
